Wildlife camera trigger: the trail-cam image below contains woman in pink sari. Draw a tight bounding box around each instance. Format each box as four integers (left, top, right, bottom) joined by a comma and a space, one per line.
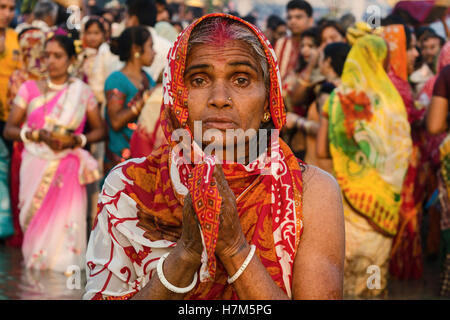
3, 35, 105, 272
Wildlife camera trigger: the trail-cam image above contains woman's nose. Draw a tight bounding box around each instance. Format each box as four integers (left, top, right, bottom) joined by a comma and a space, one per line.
207, 81, 232, 109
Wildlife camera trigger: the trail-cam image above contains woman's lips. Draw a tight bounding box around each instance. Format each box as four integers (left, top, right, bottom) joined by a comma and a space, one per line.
203, 117, 237, 130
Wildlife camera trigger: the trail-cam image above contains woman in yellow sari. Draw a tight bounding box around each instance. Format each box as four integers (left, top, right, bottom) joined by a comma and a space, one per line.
317, 35, 412, 298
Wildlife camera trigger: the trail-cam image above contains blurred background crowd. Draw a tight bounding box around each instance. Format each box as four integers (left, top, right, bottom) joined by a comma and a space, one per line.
1, 0, 450, 299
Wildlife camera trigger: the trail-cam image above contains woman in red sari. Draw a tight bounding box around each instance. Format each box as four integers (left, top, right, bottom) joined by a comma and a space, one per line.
84, 14, 344, 300
383, 24, 426, 280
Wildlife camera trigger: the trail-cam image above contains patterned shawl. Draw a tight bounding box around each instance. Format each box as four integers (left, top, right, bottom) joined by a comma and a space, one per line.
323, 35, 412, 236
86, 13, 304, 300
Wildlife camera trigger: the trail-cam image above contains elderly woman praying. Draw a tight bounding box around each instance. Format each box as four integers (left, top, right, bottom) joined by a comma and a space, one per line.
83, 13, 344, 300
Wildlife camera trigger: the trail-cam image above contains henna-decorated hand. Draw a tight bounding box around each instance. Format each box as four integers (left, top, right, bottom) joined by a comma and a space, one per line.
177, 193, 203, 264
213, 164, 248, 259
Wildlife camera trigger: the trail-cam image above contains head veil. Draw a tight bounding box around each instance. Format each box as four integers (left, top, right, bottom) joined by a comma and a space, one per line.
157, 14, 302, 291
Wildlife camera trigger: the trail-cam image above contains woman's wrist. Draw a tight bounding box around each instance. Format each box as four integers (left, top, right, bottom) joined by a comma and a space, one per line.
72, 134, 87, 148
217, 236, 250, 263
219, 241, 252, 278
21, 128, 40, 143
175, 240, 202, 269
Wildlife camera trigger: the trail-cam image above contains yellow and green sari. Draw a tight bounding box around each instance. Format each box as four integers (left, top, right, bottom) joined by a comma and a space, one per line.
322, 34, 412, 297
323, 35, 412, 237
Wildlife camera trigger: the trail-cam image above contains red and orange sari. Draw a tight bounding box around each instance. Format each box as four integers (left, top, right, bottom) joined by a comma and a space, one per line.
84, 13, 304, 300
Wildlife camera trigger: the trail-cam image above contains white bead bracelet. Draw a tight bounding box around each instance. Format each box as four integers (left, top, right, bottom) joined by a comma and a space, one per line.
157, 252, 198, 294
227, 244, 256, 284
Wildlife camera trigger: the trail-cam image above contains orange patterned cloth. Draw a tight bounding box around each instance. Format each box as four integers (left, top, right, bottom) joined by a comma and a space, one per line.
383, 25, 408, 82
85, 13, 304, 300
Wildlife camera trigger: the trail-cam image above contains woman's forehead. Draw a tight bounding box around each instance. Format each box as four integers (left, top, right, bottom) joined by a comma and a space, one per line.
187, 40, 258, 62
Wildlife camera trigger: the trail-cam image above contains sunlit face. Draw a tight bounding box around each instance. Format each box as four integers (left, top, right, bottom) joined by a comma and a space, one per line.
84, 22, 105, 49
137, 37, 155, 67
300, 36, 316, 63
44, 40, 73, 80
0, 0, 15, 29
407, 34, 419, 75
287, 8, 311, 36
421, 37, 441, 65
184, 40, 269, 150
321, 26, 345, 47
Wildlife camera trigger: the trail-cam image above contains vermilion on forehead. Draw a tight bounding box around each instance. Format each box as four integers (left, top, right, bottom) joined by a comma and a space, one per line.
186, 42, 260, 72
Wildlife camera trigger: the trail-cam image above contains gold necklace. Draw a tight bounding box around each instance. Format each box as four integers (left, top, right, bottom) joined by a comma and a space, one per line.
43, 77, 71, 128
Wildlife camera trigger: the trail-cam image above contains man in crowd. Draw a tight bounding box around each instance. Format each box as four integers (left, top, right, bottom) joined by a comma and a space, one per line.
274, 0, 313, 82
411, 28, 444, 95
264, 14, 287, 47
420, 28, 445, 73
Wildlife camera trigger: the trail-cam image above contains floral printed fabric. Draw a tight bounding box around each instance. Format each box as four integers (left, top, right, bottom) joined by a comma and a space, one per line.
323, 35, 412, 236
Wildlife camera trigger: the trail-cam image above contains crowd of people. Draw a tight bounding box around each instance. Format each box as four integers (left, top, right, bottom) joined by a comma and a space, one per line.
0, 0, 450, 300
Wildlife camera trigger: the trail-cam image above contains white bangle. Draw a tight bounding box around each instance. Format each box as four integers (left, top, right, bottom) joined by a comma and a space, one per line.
157, 252, 198, 294
77, 134, 87, 148
20, 127, 31, 143
227, 244, 256, 284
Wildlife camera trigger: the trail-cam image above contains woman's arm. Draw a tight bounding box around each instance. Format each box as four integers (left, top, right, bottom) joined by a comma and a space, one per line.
316, 115, 330, 158
3, 105, 27, 142
106, 89, 146, 132
132, 193, 203, 299
132, 245, 202, 300
3, 106, 65, 150
426, 96, 448, 135
83, 105, 106, 144
289, 49, 320, 106
292, 166, 344, 299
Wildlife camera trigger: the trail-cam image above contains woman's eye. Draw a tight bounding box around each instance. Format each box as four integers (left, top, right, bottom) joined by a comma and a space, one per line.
234, 77, 249, 86
191, 77, 206, 87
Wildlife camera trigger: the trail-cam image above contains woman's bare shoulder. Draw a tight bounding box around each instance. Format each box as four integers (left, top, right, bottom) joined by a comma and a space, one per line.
302, 164, 340, 195
300, 164, 343, 228
292, 164, 345, 299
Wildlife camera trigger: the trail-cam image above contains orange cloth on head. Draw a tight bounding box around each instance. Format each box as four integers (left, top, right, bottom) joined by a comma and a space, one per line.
383, 25, 408, 82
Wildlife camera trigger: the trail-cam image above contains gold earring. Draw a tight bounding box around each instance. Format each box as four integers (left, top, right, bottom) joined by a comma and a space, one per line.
134, 52, 141, 59
67, 64, 74, 75
262, 112, 271, 123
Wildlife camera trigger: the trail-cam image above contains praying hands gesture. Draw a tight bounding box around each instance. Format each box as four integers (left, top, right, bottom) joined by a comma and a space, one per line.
134, 164, 345, 300
138, 164, 248, 263
177, 164, 248, 263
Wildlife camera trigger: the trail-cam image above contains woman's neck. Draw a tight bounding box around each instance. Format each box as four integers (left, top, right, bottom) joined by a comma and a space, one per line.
49, 73, 69, 85
123, 59, 143, 76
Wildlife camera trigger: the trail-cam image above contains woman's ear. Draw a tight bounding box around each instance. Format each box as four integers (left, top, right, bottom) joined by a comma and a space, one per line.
131, 43, 144, 58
